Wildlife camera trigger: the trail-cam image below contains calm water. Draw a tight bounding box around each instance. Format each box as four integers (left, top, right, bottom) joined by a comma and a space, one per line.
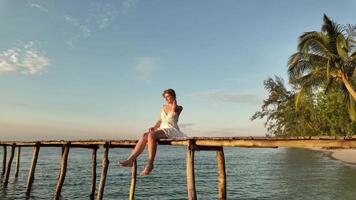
1, 146, 356, 200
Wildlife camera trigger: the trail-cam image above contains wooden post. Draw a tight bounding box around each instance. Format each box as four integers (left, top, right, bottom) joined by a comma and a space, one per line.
186, 139, 197, 200
3, 144, 15, 186
89, 147, 97, 200
129, 148, 137, 200
14, 146, 21, 178
2, 146, 7, 176
97, 142, 110, 200
56, 146, 65, 180
216, 147, 226, 200
53, 142, 70, 200
26, 143, 40, 196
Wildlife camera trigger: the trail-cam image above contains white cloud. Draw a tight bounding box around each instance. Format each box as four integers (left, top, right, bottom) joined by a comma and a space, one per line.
134, 57, 159, 82
27, 0, 48, 12
188, 90, 262, 105
64, 15, 92, 46
62, 1, 139, 46
121, 0, 138, 14
0, 42, 50, 75
65, 15, 91, 38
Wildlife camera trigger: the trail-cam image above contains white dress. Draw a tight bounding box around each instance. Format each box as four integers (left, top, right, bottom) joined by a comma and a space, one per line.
157, 105, 188, 139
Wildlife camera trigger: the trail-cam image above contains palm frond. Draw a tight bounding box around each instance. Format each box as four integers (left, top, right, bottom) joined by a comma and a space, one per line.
322, 14, 343, 38
298, 31, 334, 57
287, 52, 328, 80
336, 33, 349, 61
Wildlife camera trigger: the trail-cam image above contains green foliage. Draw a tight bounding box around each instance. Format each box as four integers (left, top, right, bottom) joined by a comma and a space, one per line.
287, 14, 356, 121
252, 15, 356, 136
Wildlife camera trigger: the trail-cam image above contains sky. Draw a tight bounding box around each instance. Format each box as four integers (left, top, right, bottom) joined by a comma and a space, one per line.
0, 0, 355, 140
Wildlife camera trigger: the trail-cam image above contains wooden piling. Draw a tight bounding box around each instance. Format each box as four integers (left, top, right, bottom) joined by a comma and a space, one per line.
56, 146, 65, 180
97, 142, 110, 200
14, 146, 21, 178
26, 143, 40, 196
89, 147, 97, 200
186, 139, 197, 200
3, 144, 15, 186
53, 142, 70, 200
216, 147, 226, 200
2, 146, 7, 176
129, 149, 137, 200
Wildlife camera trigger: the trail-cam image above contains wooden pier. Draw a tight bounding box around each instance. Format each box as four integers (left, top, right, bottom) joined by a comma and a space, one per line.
1, 136, 356, 200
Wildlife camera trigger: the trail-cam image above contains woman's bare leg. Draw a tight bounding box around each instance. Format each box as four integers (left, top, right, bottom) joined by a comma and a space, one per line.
140, 130, 167, 176
118, 132, 149, 167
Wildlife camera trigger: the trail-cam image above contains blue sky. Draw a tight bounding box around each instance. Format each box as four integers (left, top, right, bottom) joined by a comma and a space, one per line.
0, 0, 355, 140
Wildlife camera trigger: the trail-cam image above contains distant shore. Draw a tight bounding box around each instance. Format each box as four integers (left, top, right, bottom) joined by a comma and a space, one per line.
309, 147, 356, 166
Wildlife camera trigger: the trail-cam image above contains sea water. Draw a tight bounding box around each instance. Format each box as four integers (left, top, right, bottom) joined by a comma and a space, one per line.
1, 146, 356, 200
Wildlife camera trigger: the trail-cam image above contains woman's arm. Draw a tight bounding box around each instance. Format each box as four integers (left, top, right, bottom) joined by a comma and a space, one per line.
149, 119, 161, 132
153, 120, 161, 129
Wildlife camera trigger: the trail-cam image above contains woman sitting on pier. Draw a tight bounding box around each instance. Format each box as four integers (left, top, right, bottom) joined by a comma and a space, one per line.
118, 88, 188, 176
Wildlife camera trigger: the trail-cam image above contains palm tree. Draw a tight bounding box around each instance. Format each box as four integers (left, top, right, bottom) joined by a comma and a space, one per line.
287, 14, 356, 120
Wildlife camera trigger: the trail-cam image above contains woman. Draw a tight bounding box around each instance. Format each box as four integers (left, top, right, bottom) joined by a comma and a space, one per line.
117, 88, 188, 176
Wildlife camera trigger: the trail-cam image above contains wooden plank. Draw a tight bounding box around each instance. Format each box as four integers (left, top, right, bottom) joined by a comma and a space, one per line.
193, 139, 356, 148
1, 137, 356, 148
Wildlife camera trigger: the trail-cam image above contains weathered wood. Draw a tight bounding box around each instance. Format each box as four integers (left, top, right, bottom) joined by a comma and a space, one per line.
3, 144, 15, 186
14, 146, 21, 178
97, 142, 110, 200
1, 137, 356, 148
193, 139, 356, 148
129, 149, 137, 200
53, 142, 70, 200
56, 146, 65, 180
90, 147, 97, 200
186, 139, 197, 200
216, 147, 226, 200
26, 144, 40, 196
2, 146, 6, 176
195, 145, 226, 151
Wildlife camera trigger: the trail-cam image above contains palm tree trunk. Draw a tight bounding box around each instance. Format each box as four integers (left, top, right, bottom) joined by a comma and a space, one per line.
341, 72, 356, 100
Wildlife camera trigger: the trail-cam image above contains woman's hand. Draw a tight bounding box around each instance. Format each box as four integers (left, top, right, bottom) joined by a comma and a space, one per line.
172, 99, 177, 108
148, 126, 156, 132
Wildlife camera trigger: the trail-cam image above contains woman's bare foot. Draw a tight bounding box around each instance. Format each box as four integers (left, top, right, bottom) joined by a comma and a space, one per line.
140, 163, 154, 176
117, 159, 134, 167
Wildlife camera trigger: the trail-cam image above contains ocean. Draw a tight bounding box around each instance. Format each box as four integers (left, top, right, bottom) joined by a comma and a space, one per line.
1, 145, 356, 199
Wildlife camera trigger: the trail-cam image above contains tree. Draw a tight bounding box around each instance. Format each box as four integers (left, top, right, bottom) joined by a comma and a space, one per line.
251, 76, 316, 137
287, 14, 356, 120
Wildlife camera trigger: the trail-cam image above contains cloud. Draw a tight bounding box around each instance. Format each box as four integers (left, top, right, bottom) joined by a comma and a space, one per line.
89, 2, 119, 29
0, 41, 50, 75
27, 0, 48, 12
121, 0, 139, 14
62, 1, 139, 46
88, 1, 139, 29
179, 123, 195, 129
134, 57, 159, 82
188, 90, 262, 105
64, 15, 91, 46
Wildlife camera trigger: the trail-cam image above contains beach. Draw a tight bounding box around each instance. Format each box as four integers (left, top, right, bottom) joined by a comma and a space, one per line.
309, 147, 356, 165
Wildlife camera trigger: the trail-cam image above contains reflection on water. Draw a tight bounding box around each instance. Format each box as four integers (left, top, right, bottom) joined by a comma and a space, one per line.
0, 146, 356, 199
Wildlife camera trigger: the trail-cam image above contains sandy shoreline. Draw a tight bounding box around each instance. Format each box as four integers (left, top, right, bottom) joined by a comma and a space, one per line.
308, 147, 356, 165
